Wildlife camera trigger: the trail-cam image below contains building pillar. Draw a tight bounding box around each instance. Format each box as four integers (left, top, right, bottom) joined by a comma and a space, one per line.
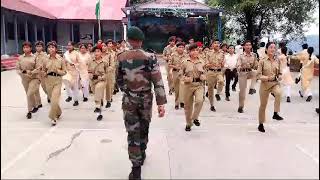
113, 28, 116, 41
2, 14, 7, 55
34, 23, 37, 41
217, 12, 222, 42
25, 20, 28, 41
71, 23, 74, 42
50, 24, 53, 41
92, 24, 95, 44
42, 25, 45, 43
123, 23, 127, 41
14, 16, 19, 53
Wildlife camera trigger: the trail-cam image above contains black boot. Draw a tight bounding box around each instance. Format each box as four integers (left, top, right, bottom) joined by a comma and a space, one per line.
105, 101, 111, 108
206, 91, 208, 97
258, 124, 265, 133
316, 108, 319, 114
215, 94, 221, 101
272, 112, 283, 120
65, 96, 72, 102
73, 101, 79, 106
180, 103, 184, 108
37, 104, 43, 108
83, 97, 88, 102
295, 77, 300, 84
225, 96, 230, 101
31, 107, 38, 113
175, 105, 179, 110
185, 125, 191, 131
193, 119, 200, 126
271, 93, 275, 97
249, 89, 255, 95
232, 87, 236, 92
238, 107, 244, 113
306, 96, 312, 102
47, 98, 51, 103
94, 108, 101, 113
26, 112, 32, 119
299, 90, 303, 98
210, 106, 216, 112
129, 166, 141, 180
286, 96, 291, 103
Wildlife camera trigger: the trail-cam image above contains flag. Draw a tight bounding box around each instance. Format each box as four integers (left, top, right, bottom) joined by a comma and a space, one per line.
95, 0, 100, 20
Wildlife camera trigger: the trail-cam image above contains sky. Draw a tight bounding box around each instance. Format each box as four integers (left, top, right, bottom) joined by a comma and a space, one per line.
195, 0, 319, 35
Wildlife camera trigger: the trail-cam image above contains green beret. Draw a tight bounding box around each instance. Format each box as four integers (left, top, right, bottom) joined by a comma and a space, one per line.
127, 26, 145, 41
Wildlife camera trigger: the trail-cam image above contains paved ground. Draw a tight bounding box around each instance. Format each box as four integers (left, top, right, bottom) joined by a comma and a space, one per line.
1, 61, 319, 179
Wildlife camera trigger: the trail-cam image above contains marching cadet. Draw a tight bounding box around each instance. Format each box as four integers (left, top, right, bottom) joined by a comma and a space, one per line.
63, 41, 80, 106
257, 42, 284, 133
278, 47, 294, 102
168, 42, 188, 109
88, 45, 108, 121
77, 43, 91, 102
34, 41, 48, 104
43, 41, 67, 126
117, 26, 167, 179
236, 40, 259, 113
87, 43, 94, 57
292, 43, 309, 84
181, 43, 206, 131
235, 39, 243, 55
205, 39, 225, 112
163, 36, 176, 95
16, 41, 42, 119
297, 47, 319, 102
185, 38, 195, 53
103, 39, 116, 108
224, 45, 239, 101
220, 43, 228, 54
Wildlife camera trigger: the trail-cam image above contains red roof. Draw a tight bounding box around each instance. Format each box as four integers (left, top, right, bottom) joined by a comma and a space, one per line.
1, 0, 56, 19
24, 0, 127, 20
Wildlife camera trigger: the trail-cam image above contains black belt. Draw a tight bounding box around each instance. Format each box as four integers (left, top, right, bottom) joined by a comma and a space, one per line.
209, 68, 221, 72
172, 68, 179, 72
193, 78, 201, 82
240, 68, 252, 72
47, 72, 61, 76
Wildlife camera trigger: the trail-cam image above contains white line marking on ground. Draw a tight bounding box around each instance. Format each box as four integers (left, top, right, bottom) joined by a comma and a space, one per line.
1, 126, 57, 175
296, 144, 319, 165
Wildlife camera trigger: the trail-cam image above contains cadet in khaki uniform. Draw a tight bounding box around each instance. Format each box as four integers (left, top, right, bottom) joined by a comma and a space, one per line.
205, 39, 225, 112
163, 36, 176, 94
256, 42, 284, 133
103, 39, 116, 108
34, 41, 48, 103
43, 41, 67, 126
168, 42, 188, 109
77, 43, 92, 101
88, 45, 108, 121
236, 40, 259, 113
182, 44, 206, 131
16, 41, 42, 119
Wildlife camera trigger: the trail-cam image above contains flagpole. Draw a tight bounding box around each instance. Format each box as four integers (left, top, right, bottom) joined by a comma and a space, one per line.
98, 0, 101, 40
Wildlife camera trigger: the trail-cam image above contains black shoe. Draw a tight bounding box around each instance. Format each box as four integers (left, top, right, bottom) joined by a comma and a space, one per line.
258, 124, 265, 133
113, 90, 117, 95
37, 104, 43, 108
57, 114, 61, 119
169, 90, 173, 95
271, 93, 275, 97
180, 103, 184, 108
83, 97, 88, 102
26, 112, 32, 119
286, 96, 291, 103
225, 96, 230, 101
253, 89, 256, 93
238, 107, 244, 113
111, 98, 113, 102
65, 96, 72, 102
89, 90, 93, 94
51, 119, 57, 126
215, 94, 221, 101
101, 100, 103, 107
185, 125, 191, 131
129, 166, 141, 180
206, 91, 208, 97
272, 112, 283, 120
105, 102, 111, 108
306, 96, 312, 102
94, 108, 101, 113
299, 90, 303, 98
249, 89, 255, 95
47, 98, 51, 103
316, 108, 319, 114
97, 115, 103, 121
295, 77, 300, 84
210, 106, 216, 112
31, 107, 38, 113
232, 87, 236, 91
175, 105, 179, 110
193, 119, 200, 126
73, 101, 79, 106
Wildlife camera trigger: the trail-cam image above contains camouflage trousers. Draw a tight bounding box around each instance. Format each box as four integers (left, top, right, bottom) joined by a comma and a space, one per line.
122, 92, 153, 167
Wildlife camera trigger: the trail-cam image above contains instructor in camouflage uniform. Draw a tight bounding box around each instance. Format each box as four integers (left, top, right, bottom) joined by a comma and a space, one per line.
117, 26, 167, 179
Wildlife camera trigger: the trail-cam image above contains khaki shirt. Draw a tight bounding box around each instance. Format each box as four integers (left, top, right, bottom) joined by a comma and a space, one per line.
168, 52, 188, 69
88, 58, 107, 83
35, 51, 48, 77
43, 54, 67, 76
236, 52, 259, 70
163, 45, 176, 61
181, 59, 205, 80
16, 53, 39, 79
257, 57, 281, 90
205, 49, 225, 69
102, 50, 115, 73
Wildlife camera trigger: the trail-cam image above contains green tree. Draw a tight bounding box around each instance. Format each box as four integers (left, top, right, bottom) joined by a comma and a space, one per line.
206, 0, 318, 41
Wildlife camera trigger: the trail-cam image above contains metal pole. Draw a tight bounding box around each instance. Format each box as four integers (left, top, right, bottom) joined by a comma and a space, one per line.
25, 20, 28, 41
98, 19, 101, 40
71, 23, 74, 42
14, 16, 19, 53
3, 14, 7, 54
34, 23, 37, 41
92, 23, 95, 44
113, 28, 116, 41
42, 25, 45, 43
123, 23, 127, 41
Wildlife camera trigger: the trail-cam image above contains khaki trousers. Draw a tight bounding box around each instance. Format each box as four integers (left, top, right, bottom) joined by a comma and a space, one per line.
238, 71, 257, 108
172, 71, 181, 105
105, 72, 114, 102
179, 81, 185, 104
206, 71, 224, 106
258, 83, 282, 124
166, 64, 174, 91
184, 82, 205, 126
21, 77, 41, 112
46, 76, 62, 120
95, 81, 106, 108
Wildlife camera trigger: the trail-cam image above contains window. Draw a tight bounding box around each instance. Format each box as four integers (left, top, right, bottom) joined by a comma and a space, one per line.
73, 24, 80, 43
7, 22, 14, 40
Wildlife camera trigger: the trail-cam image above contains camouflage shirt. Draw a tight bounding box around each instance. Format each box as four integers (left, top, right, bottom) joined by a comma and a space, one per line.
117, 49, 167, 106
